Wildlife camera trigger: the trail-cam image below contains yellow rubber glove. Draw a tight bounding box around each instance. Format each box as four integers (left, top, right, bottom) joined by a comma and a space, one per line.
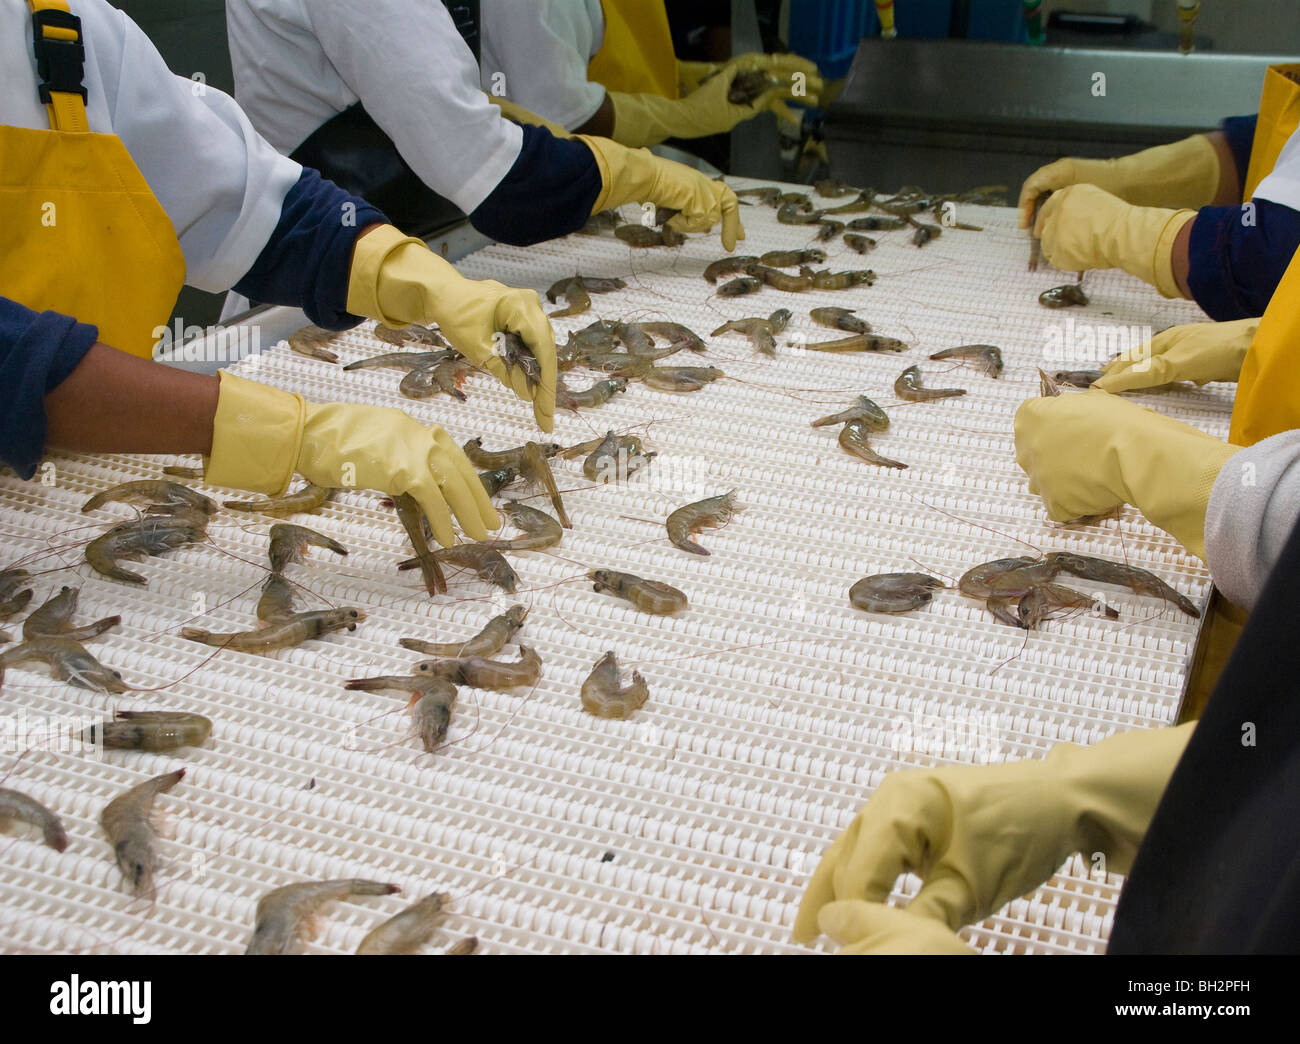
609, 54, 822, 148
347, 225, 556, 433
205, 372, 499, 547
1094, 318, 1259, 393
1017, 134, 1221, 228
676, 53, 824, 127
1034, 184, 1194, 298
486, 95, 571, 138
578, 135, 743, 251
794, 724, 1194, 951
1014, 389, 1240, 560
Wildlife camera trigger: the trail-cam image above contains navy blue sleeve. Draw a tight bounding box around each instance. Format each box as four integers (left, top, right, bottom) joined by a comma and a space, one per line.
1, 297, 99, 479
468, 124, 602, 246
1220, 114, 1258, 191
1187, 198, 1300, 320
233, 167, 388, 330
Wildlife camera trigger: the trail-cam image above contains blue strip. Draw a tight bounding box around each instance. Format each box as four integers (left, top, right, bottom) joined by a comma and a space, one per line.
1220, 114, 1258, 192
234, 167, 388, 330
1187, 198, 1300, 320
0, 297, 99, 479
469, 125, 602, 246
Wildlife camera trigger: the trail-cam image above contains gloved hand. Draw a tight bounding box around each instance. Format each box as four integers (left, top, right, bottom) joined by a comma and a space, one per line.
1017, 134, 1221, 228
1034, 184, 1194, 298
676, 53, 824, 126
205, 372, 499, 547
794, 724, 1194, 952
1095, 318, 1259, 393
347, 225, 556, 432
578, 135, 743, 250
486, 95, 571, 138
1014, 389, 1240, 560
610, 54, 822, 149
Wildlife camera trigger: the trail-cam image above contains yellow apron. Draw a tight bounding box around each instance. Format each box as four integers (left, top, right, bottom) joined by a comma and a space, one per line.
587, 0, 679, 100
1242, 63, 1300, 201
0, 0, 184, 359
1229, 246, 1300, 447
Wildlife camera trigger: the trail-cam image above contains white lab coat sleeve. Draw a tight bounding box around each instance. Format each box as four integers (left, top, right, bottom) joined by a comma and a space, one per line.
304, 0, 522, 214
1252, 127, 1300, 212
480, 0, 607, 131
90, 1, 303, 293
1204, 430, 1300, 611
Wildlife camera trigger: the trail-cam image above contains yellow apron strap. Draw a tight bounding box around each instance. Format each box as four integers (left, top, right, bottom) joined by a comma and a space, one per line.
27, 0, 89, 133
1229, 246, 1300, 447
588, 0, 679, 100
1242, 63, 1300, 201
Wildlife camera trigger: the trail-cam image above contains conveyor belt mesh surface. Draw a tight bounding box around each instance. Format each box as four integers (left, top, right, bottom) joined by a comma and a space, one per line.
0, 179, 1229, 954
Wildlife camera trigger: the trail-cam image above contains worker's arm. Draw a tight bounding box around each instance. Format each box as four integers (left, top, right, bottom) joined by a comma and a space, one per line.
1205, 429, 1300, 610
572, 95, 614, 138
1183, 198, 1300, 319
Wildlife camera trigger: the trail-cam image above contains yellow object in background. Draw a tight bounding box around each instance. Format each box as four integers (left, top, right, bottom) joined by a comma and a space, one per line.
1, 0, 184, 359
586, 0, 679, 99
1243, 63, 1300, 200
1231, 248, 1300, 447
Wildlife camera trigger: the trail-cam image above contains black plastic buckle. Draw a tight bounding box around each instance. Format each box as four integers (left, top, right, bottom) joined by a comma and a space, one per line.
32, 8, 87, 105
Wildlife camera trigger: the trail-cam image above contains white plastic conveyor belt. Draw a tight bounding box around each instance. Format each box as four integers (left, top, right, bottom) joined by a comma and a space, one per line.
0, 178, 1229, 954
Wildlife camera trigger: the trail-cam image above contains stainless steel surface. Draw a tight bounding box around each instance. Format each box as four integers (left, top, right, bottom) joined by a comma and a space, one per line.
826, 38, 1286, 192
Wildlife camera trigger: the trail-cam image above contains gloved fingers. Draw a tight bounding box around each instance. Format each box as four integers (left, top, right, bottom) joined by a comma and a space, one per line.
1094, 350, 1175, 393
766, 98, 800, 128
411, 483, 457, 549
821, 902, 976, 955
1017, 158, 1076, 229
831, 775, 947, 905
904, 872, 978, 930
1030, 187, 1065, 239
718, 184, 744, 250
433, 428, 501, 533
792, 826, 853, 943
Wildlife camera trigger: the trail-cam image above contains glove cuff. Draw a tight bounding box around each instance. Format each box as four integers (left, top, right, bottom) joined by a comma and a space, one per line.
1151, 209, 1196, 299
578, 133, 657, 213
205, 371, 305, 495
1112, 134, 1222, 210
345, 224, 428, 325
605, 92, 673, 149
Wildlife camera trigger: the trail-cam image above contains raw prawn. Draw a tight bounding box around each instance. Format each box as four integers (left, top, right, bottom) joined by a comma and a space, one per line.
589, 569, 688, 615
22, 586, 120, 642
849, 573, 944, 613
580, 651, 648, 719
245, 878, 401, 955
666, 491, 742, 556
894, 365, 966, 402
84, 711, 213, 752
399, 605, 527, 658
181, 607, 364, 652
100, 768, 185, 897
838, 419, 907, 470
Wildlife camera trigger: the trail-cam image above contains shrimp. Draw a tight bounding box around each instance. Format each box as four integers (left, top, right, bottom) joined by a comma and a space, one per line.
373, 323, 418, 347
0, 637, 128, 692
446, 937, 478, 954
811, 396, 889, 431
703, 256, 761, 285
847, 216, 906, 231
400, 359, 473, 401
849, 573, 944, 613
589, 569, 688, 615
519, 441, 572, 528
557, 377, 628, 411
81, 480, 217, 517
22, 586, 120, 642
759, 248, 826, 267
666, 491, 742, 556
0, 787, 67, 851
894, 365, 966, 402
580, 652, 649, 719
817, 220, 846, 241
748, 264, 814, 293
497, 332, 544, 394
224, 483, 335, 517
356, 893, 450, 955
609, 322, 654, 357
957, 556, 1052, 599
287, 324, 339, 363
342, 674, 459, 751
843, 233, 877, 254
423, 543, 518, 593
810, 269, 876, 290
84, 711, 213, 752
342, 350, 456, 373
546, 274, 626, 303
578, 209, 620, 235
1038, 368, 1063, 397
1017, 583, 1118, 630
393, 492, 446, 596
802, 333, 906, 353
417, 646, 542, 692
1049, 552, 1200, 617
181, 607, 364, 653
245, 878, 402, 955
1053, 369, 1103, 388
548, 280, 592, 318
718, 276, 762, 297
910, 222, 942, 246
497, 502, 564, 550
642, 365, 724, 392
582, 433, 655, 483
735, 187, 781, 206
256, 574, 296, 622
0, 573, 32, 635
615, 224, 667, 247
810, 307, 870, 335
1039, 284, 1089, 308
929, 344, 1004, 378
636, 322, 707, 354
728, 68, 780, 104
1027, 190, 1050, 272
268, 523, 348, 574
399, 605, 527, 658
814, 179, 859, 198
777, 203, 825, 225
838, 419, 907, 470
462, 438, 560, 472
100, 768, 185, 897
711, 310, 790, 356
478, 468, 518, 497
